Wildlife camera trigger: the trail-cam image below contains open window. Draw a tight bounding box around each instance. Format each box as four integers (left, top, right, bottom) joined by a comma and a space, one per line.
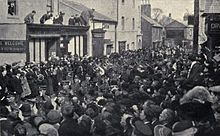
8, 0, 17, 16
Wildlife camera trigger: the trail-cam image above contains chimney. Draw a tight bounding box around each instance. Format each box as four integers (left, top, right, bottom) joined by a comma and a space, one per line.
141, 0, 151, 17
169, 13, 172, 18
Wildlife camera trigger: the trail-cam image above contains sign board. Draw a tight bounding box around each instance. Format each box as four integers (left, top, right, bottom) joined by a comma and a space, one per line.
208, 21, 220, 35
0, 40, 26, 53
92, 33, 105, 38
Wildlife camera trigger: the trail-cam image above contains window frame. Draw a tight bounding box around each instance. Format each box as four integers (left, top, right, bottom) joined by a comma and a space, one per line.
7, 0, 19, 18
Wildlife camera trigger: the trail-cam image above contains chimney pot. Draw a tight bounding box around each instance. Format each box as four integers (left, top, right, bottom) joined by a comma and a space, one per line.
169, 13, 172, 18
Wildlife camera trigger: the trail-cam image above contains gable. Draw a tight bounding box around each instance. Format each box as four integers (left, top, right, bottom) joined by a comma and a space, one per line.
165, 20, 186, 28
61, 0, 117, 24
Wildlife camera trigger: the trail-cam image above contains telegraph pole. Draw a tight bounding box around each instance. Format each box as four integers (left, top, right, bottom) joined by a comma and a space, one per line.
193, 0, 199, 54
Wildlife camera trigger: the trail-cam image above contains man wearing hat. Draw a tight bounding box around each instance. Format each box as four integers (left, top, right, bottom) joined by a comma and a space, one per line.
20, 103, 39, 136
68, 15, 75, 25
11, 69, 23, 102
46, 110, 61, 129
58, 104, 83, 136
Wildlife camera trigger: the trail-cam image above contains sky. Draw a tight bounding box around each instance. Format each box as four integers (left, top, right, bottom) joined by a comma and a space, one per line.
150, 0, 194, 21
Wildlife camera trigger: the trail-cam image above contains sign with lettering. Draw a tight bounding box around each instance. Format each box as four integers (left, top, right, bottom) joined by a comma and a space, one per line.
0, 40, 26, 53
208, 21, 220, 35
92, 33, 105, 38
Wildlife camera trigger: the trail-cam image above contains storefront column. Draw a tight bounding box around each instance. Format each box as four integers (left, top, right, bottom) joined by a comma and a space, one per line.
83, 35, 87, 56
80, 36, 84, 57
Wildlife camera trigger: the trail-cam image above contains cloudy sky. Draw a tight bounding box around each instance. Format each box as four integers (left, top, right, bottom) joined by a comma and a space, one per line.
150, 0, 194, 21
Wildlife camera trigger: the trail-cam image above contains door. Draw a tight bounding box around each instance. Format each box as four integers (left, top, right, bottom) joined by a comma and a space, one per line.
106, 44, 113, 55
119, 41, 126, 54
45, 38, 60, 60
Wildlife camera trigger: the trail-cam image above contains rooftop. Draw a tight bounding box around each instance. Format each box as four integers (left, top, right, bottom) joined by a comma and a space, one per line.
141, 14, 163, 28
61, 0, 117, 24
165, 20, 187, 28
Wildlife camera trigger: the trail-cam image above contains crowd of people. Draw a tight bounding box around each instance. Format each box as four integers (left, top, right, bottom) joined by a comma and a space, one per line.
1, 48, 220, 136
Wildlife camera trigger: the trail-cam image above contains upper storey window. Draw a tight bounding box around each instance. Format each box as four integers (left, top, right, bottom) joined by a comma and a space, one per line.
8, 0, 17, 16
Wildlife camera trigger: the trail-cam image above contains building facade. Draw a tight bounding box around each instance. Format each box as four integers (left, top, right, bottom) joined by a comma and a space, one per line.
0, 0, 89, 65
141, 1, 163, 50
201, 0, 220, 59
71, 0, 143, 53
0, 0, 60, 24
59, 0, 117, 57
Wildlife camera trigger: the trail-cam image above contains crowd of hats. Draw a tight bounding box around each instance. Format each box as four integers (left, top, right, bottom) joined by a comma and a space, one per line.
0, 48, 220, 136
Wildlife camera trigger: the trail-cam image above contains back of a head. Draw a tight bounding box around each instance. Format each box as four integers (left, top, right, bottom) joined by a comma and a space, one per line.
172, 120, 197, 136
61, 104, 74, 118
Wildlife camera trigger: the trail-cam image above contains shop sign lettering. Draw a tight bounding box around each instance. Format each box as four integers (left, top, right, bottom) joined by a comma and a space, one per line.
0, 40, 26, 53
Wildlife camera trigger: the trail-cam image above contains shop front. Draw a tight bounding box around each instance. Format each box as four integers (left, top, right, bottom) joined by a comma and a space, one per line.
0, 23, 89, 64
204, 13, 220, 60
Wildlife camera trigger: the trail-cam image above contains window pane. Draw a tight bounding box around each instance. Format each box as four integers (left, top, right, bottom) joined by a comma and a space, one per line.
8, 0, 16, 16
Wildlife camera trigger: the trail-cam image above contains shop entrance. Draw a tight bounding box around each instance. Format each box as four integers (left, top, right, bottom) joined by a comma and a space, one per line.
29, 38, 60, 63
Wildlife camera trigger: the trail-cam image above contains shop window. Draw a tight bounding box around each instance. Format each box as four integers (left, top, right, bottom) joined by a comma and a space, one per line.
122, 16, 125, 30
8, 0, 17, 16
132, 18, 135, 30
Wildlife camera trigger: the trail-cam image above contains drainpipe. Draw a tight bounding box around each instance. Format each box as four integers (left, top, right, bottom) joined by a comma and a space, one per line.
57, 0, 60, 14
115, 0, 119, 52
115, 24, 117, 53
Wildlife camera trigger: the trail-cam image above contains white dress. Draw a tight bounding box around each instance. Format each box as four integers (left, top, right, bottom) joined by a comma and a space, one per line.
44, 18, 53, 25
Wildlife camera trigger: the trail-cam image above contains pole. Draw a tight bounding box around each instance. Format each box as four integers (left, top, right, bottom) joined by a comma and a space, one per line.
193, 0, 199, 54
115, 0, 119, 53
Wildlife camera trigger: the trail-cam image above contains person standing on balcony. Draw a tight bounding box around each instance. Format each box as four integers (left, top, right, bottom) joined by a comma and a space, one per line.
80, 8, 95, 26
40, 11, 53, 24
68, 15, 75, 26
24, 10, 36, 24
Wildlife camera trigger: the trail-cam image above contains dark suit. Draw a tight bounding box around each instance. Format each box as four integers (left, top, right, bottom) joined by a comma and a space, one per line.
58, 118, 83, 136
11, 76, 23, 95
